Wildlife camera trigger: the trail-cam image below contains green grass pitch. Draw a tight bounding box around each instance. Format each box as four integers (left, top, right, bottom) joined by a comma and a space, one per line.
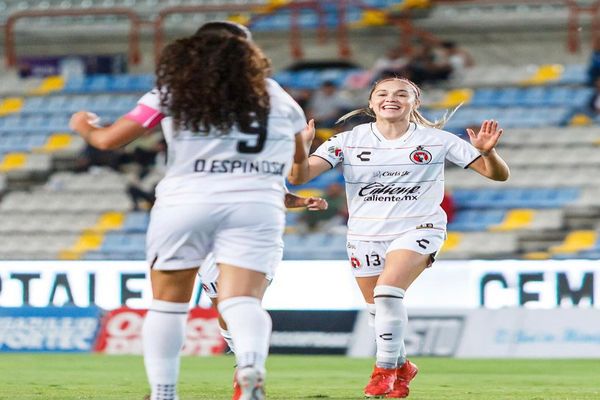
1, 354, 599, 399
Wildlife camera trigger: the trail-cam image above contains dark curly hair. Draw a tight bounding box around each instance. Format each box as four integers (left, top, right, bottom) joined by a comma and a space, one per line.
156, 31, 271, 135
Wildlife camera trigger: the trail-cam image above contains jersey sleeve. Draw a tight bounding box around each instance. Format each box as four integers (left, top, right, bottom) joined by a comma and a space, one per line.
311, 133, 344, 168
443, 130, 481, 169
123, 89, 165, 129
267, 78, 307, 135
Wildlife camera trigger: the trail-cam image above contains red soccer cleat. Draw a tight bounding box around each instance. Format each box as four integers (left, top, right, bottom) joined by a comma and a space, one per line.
231, 376, 241, 400
385, 360, 419, 398
234, 367, 265, 400
364, 365, 396, 398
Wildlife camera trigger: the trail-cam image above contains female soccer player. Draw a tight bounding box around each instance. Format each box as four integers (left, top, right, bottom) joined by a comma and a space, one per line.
289, 77, 509, 398
70, 26, 309, 400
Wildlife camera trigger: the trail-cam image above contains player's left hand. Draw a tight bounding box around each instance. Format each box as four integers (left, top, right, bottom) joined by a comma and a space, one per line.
467, 119, 503, 155
305, 197, 328, 211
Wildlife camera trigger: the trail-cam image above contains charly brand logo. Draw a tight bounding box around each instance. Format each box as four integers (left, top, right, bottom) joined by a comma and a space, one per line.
373, 170, 410, 178
356, 151, 371, 162
358, 182, 420, 202
410, 145, 432, 165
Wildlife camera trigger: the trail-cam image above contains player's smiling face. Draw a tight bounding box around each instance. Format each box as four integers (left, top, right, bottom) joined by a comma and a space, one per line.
368, 79, 417, 122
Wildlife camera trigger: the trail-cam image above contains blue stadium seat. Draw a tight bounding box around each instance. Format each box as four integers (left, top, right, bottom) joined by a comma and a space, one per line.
454, 188, 580, 209
122, 212, 150, 233
448, 209, 506, 231
558, 64, 588, 85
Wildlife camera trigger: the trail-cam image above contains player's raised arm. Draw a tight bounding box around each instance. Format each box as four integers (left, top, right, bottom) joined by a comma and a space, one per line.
466, 119, 510, 181
69, 111, 150, 150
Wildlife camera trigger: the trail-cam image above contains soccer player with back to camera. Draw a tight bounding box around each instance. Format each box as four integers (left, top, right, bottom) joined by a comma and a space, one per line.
70, 21, 311, 400
199, 187, 327, 400
288, 77, 510, 398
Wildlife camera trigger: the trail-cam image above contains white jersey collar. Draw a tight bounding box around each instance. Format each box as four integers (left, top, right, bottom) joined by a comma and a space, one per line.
370, 122, 416, 144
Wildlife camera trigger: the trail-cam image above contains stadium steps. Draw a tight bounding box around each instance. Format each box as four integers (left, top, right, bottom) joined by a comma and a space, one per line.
29, 76, 65, 95
489, 209, 534, 231
59, 211, 126, 260
438, 232, 520, 260
548, 230, 597, 255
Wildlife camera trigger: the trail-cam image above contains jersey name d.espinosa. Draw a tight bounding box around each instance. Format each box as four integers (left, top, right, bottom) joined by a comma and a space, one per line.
128, 79, 306, 209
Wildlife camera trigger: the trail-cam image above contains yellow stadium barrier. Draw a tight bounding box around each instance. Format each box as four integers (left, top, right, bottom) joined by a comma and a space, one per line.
569, 113, 593, 126
0, 97, 24, 116
59, 212, 125, 259
92, 211, 125, 232
440, 232, 461, 252
523, 251, 550, 260
0, 153, 27, 172
550, 230, 596, 254
521, 64, 563, 86
38, 133, 73, 153
431, 89, 472, 109
490, 209, 534, 231
59, 232, 105, 259
354, 10, 388, 27
29, 75, 65, 95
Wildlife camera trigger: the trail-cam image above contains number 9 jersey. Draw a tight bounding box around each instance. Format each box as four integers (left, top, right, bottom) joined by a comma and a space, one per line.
126, 78, 307, 209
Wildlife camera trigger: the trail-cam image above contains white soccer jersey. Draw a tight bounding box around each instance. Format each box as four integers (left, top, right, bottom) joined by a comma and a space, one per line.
312, 122, 480, 241
135, 78, 306, 209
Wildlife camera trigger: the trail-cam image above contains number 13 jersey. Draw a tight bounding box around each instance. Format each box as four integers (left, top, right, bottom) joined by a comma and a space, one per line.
131, 79, 306, 209
312, 122, 480, 241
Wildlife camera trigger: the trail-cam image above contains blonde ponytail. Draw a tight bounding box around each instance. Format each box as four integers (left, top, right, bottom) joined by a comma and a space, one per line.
411, 102, 462, 129
335, 107, 374, 125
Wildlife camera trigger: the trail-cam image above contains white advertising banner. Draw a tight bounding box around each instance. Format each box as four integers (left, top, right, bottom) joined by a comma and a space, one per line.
0, 260, 598, 310
457, 308, 600, 358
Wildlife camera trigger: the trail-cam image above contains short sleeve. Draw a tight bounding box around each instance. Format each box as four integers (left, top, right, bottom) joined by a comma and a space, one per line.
443, 131, 480, 169
312, 133, 344, 168
123, 89, 165, 129
267, 78, 306, 134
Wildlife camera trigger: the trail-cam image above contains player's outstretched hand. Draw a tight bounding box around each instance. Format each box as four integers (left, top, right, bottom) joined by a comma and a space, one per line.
69, 111, 101, 137
466, 119, 503, 155
305, 197, 328, 211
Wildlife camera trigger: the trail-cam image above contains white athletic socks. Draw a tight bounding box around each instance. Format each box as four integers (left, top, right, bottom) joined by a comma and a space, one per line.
367, 301, 407, 367
218, 296, 272, 373
367, 303, 376, 327
373, 285, 407, 370
220, 327, 236, 353
143, 299, 189, 400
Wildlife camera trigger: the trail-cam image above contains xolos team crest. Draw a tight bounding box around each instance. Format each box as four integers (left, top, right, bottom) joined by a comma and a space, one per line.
410, 146, 432, 164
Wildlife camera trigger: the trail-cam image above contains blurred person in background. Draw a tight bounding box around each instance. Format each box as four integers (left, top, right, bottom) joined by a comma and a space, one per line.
588, 76, 600, 116
587, 36, 600, 86
70, 21, 310, 400
371, 46, 413, 82
439, 40, 475, 83
289, 77, 509, 398
306, 80, 353, 128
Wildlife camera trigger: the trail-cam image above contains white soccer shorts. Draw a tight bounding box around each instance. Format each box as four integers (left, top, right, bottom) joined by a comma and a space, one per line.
198, 246, 281, 299
146, 202, 285, 275
346, 229, 446, 277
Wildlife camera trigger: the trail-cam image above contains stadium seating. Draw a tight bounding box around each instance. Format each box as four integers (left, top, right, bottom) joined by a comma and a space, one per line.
1, 0, 600, 262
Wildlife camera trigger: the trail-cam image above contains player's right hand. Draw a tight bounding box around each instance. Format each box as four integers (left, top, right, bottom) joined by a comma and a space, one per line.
300, 119, 315, 153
